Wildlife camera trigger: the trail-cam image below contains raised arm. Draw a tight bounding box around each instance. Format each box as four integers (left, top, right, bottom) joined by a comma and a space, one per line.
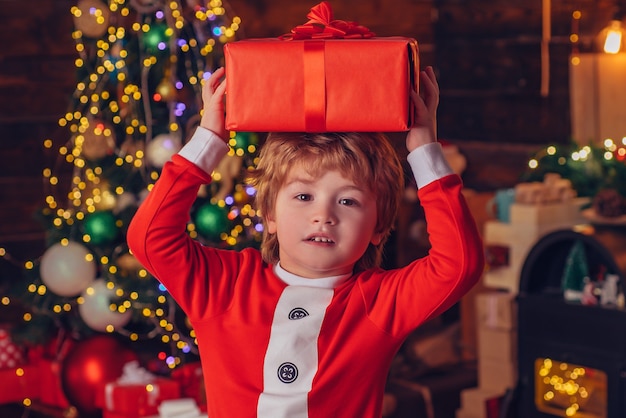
365, 67, 484, 335
127, 69, 233, 315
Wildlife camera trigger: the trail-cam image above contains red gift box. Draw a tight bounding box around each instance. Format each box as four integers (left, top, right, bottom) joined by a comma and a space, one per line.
95, 378, 180, 417
0, 365, 40, 404
171, 362, 206, 411
37, 358, 71, 408
225, 2, 419, 133
0, 327, 25, 369
102, 411, 158, 418
102, 412, 133, 418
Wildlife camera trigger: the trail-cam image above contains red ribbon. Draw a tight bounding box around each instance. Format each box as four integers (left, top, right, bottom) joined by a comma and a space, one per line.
281, 1, 375, 40
303, 41, 327, 132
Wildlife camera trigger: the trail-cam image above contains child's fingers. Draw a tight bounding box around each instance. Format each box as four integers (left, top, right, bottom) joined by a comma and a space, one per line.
203, 68, 226, 96
214, 78, 227, 97
423, 66, 438, 89
419, 69, 439, 111
410, 89, 425, 112
211, 67, 225, 85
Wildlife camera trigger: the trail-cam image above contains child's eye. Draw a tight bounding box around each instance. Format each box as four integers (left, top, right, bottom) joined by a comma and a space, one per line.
339, 198, 358, 206
295, 194, 311, 201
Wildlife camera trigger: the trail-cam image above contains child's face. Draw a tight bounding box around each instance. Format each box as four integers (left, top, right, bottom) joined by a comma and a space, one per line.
267, 164, 382, 278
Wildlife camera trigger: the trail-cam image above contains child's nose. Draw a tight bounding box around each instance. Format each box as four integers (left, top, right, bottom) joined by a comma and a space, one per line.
313, 204, 337, 225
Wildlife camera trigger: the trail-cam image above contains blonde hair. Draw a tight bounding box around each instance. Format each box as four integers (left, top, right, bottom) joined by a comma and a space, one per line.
247, 132, 404, 272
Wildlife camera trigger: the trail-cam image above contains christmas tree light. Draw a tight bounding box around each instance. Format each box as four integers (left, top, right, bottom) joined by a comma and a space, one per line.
3, 0, 261, 371
522, 138, 626, 200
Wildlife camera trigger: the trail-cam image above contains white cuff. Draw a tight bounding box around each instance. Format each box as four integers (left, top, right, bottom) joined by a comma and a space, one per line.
178, 127, 230, 174
407, 142, 454, 188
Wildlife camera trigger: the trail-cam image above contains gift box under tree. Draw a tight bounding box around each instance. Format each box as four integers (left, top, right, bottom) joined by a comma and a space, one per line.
171, 362, 206, 411
0, 325, 41, 405
95, 361, 181, 417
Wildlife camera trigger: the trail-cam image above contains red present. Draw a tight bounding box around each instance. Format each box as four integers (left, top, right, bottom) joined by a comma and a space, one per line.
224, 2, 419, 133
95, 378, 180, 417
171, 362, 206, 410
0, 326, 25, 369
0, 365, 40, 404
102, 411, 157, 418
102, 412, 130, 418
37, 358, 71, 409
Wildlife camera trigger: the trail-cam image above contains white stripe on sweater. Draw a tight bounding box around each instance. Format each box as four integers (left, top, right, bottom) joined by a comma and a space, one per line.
257, 285, 334, 418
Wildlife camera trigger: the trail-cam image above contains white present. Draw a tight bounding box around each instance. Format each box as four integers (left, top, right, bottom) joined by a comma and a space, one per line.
158, 398, 207, 418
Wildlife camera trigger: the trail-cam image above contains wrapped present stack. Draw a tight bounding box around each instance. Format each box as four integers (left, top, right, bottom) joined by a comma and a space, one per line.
456, 291, 517, 418
36, 355, 72, 411
483, 174, 589, 293
0, 326, 40, 406
0, 331, 79, 415
95, 361, 181, 418
93, 359, 208, 418
157, 398, 207, 418
170, 362, 206, 411
457, 174, 589, 418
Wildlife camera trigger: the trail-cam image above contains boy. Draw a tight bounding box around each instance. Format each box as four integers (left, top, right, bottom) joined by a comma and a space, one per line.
127, 66, 484, 417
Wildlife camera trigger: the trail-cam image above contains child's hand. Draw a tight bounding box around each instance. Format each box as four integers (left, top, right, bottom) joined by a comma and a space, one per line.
406, 66, 439, 152
200, 67, 228, 141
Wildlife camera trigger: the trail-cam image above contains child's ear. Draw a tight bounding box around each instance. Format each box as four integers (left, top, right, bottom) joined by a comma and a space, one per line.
266, 213, 277, 234
370, 232, 383, 246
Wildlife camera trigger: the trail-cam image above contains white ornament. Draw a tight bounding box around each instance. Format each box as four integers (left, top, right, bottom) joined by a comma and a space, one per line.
601, 274, 620, 306
40, 242, 96, 297
145, 133, 182, 168
79, 279, 132, 331
114, 192, 137, 214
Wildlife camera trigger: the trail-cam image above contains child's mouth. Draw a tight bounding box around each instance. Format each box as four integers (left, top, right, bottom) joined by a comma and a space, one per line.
308, 236, 334, 243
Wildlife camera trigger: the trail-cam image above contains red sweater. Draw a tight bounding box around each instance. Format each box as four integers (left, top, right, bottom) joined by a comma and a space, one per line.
127, 129, 484, 418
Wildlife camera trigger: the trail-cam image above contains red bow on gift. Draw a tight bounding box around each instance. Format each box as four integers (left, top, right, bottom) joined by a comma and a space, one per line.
281, 1, 375, 40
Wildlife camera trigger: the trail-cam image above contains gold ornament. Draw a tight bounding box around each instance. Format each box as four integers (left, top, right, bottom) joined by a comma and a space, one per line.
80, 120, 116, 161
156, 78, 177, 102
73, 0, 110, 38
82, 180, 117, 212
116, 253, 143, 273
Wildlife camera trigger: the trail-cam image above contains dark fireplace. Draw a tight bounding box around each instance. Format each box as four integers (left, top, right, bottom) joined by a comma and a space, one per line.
516, 226, 626, 418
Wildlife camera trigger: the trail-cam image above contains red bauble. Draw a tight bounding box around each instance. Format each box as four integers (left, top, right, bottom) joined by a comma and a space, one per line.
61, 335, 138, 417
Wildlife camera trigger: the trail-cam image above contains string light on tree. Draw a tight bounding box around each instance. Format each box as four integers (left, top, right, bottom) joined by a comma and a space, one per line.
4, 0, 261, 375
523, 139, 626, 200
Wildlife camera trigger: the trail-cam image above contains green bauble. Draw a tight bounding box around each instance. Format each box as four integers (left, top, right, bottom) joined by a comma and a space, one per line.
84, 211, 118, 245
195, 203, 230, 240
233, 132, 258, 151
144, 22, 171, 54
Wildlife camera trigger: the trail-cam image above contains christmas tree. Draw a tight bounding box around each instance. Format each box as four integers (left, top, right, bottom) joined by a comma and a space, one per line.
522, 139, 626, 199
561, 239, 589, 302
5, 0, 261, 371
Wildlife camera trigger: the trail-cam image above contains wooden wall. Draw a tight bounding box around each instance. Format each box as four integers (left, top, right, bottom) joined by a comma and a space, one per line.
1, 0, 625, 272
0, 1, 78, 283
